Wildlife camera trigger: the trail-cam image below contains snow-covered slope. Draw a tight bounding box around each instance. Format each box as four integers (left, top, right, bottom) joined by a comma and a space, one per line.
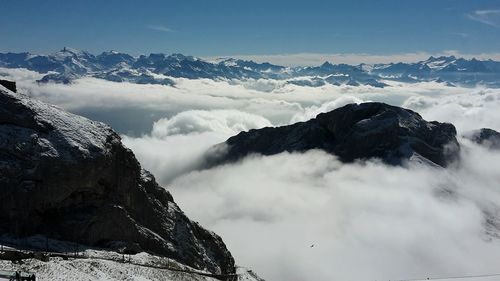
0, 249, 264, 281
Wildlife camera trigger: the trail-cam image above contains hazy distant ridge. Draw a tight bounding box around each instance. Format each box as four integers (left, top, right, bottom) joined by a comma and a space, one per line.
2, 48, 500, 87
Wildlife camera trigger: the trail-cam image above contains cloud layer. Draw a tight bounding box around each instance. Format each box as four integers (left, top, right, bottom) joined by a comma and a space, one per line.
123, 110, 271, 184
151, 109, 271, 137
171, 146, 500, 281
3, 69, 500, 281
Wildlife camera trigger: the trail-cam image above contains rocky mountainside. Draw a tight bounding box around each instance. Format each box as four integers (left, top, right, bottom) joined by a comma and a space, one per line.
208, 102, 460, 168
0, 84, 235, 275
1, 49, 500, 87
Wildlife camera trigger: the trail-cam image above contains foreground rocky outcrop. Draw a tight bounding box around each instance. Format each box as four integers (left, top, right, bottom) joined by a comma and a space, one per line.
0, 84, 235, 275
209, 102, 460, 167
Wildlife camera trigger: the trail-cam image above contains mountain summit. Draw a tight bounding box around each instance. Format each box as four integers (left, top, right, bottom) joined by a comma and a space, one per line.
208, 102, 460, 168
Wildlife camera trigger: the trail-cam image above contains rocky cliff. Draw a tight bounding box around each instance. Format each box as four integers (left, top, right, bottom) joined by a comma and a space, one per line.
0, 84, 235, 275
209, 102, 460, 167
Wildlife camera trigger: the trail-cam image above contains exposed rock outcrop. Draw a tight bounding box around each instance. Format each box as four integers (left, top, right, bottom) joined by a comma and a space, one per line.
0, 80, 16, 93
0, 85, 235, 275
464, 128, 500, 150
209, 102, 460, 167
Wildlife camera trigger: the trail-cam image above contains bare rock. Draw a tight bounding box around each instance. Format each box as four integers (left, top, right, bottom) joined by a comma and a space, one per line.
464, 128, 500, 150
0, 80, 16, 93
0, 87, 234, 275
209, 102, 459, 167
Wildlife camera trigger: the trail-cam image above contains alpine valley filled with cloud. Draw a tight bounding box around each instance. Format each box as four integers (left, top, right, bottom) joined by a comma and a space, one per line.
1, 1, 500, 281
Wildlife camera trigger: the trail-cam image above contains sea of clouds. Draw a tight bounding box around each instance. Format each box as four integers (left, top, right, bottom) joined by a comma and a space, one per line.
3, 67, 500, 281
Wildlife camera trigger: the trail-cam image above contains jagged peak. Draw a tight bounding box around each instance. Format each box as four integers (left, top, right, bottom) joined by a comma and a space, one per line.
57, 47, 91, 56
320, 61, 334, 68
168, 53, 198, 61
100, 50, 121, 55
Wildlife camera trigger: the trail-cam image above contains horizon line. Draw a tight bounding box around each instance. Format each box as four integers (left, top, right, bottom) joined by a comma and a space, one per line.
2, 48, 500, 67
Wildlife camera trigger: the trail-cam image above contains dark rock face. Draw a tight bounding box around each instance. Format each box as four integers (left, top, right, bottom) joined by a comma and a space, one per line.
210, 102, 459, 167
465, 128, 500, 150
0, 88, 234, 275
0, 80, 16, 92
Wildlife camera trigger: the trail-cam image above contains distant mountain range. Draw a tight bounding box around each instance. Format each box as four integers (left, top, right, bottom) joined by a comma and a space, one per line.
1, 48, 500, 88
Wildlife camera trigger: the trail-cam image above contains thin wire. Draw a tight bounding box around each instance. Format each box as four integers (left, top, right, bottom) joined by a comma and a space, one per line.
391, 272, 500, 281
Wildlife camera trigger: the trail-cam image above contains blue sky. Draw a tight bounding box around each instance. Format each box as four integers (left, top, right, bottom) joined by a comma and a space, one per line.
1, 0, 499, 59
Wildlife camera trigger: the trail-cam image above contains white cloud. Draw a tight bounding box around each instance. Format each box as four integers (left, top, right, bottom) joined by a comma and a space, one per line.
151, 109, 272, 137
123, 132, 221, 184
170, 147, 500, 281
147, 25, 175, 32
290, 95, 364, 123
467, 10, 500, 28
403, 88, 500, 132
0, 67, 45, 82
451, 32, 470, 38
123, 109, 271, 184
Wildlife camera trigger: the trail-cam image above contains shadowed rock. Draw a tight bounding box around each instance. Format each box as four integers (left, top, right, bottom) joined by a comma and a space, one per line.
0, 80, 16, 92
208, 102, 460, 167
0, 87, 234, 275
464, 128, 500, 150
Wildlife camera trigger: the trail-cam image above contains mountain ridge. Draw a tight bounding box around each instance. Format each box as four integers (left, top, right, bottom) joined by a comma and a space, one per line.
207, 102, 460, 168
1, 48, 500, 87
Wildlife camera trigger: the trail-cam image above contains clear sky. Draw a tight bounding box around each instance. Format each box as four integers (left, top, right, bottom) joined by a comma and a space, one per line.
1, 0, 499, 58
